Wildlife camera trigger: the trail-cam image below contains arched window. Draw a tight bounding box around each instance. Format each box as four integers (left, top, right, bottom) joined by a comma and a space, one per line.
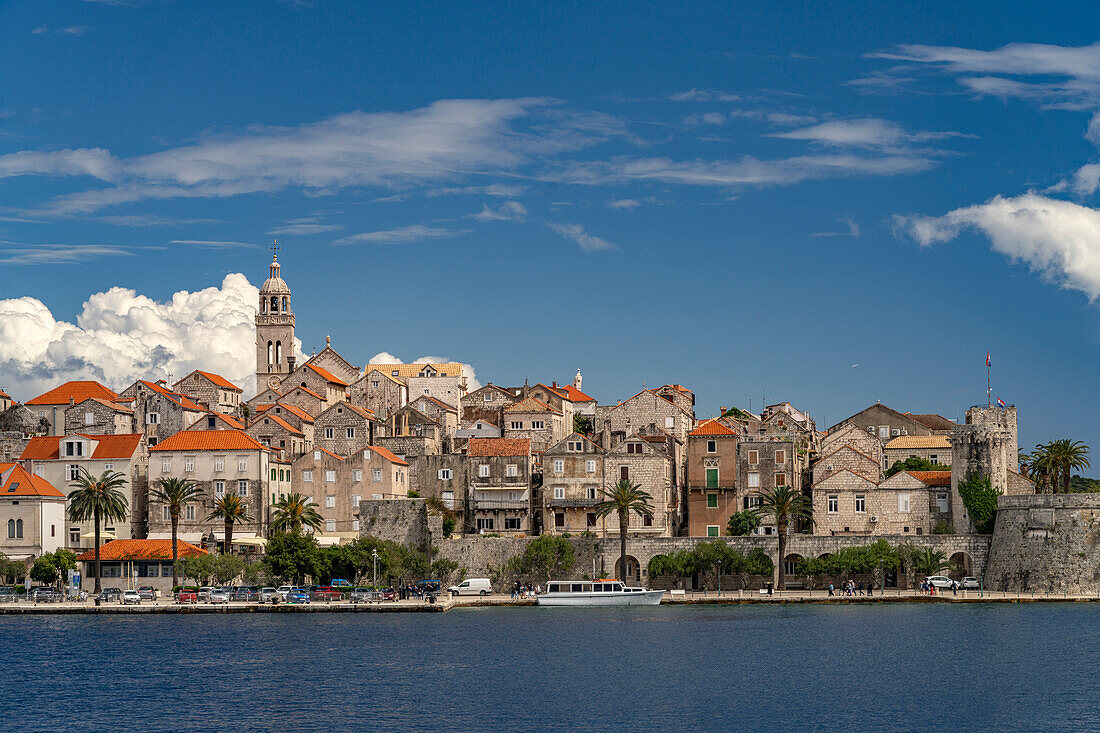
15, 519, 22, 539
6, 519, 13, 539
275, 340, 282, 365
270, 295, 278, 313
282, 296, 288, 311
260, 299, 266, 314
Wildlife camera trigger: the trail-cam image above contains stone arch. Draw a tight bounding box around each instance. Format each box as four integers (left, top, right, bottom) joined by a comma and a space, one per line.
270, 295, 278, 312
614, 555, 642, 583
948, 552, 974, 581
784, 553, 804, 579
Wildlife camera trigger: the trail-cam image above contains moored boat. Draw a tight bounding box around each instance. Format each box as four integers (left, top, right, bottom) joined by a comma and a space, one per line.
537, 579, 664, 606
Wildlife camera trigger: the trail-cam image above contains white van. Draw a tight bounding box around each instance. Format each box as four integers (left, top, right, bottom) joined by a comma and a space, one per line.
448, 578, 493, 596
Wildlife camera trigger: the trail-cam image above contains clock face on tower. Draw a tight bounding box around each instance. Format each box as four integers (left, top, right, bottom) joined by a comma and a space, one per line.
268, 376, 282, 390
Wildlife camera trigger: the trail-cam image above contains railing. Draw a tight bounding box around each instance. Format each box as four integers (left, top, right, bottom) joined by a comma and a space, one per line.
545, 498, 600, 508
473, 499, 529, 510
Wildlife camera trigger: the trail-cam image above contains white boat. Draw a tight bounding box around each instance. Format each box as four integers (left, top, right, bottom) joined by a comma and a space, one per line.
537, 579, 665, 606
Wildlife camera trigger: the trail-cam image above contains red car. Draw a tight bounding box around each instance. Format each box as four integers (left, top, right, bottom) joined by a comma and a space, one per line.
314, 586, 342, 602
177, 589, 198, 604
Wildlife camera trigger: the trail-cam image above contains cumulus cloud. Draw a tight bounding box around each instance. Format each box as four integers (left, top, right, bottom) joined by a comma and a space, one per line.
366, 352, 481, 392
896, 192, 1100, 301
548, 223, 616, 252
470, 200, 527, 222
0, 273, 272, 399
333, 225, 467, 246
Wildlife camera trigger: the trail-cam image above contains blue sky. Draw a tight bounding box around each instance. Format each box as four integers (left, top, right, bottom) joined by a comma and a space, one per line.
2, 1, 1100, 461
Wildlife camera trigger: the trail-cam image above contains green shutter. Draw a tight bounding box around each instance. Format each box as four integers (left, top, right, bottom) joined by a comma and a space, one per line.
706, 468, 719, 488
707, 526, 719, 537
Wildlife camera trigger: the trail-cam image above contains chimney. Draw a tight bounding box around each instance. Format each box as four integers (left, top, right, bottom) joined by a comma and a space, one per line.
69, 397, 75, 406
287, 356, 296, 372
720, 406, 728, 413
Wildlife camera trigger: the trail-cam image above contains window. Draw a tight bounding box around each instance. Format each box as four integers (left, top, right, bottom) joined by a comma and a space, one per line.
437, 469, 452, 480
706, 493, 718, 508
354, 470, 363, 482
214, 481, 225, 498
747, 450, 759, 465
103, 463, 113, 472
477, 518, 494, 531
352, 495, 361, 507
146, 413, 160, 425
325, 470, 336, 483
504, 518, 522, 530
325, 428, 334, 439
828, 495, 839, 513
706, 468, 719, 488
207, 416, 217, 429
64, 441, 83, 457
214, 457, 224, 472
485, 393, 494, 402
586, 486, 598, 500
346, 428, 355, 439
372, 469, 382, 482
325, 496, 335, 508
271, 468, 277, 481
185, 505, 196, 520
162, 506, 170, 521
568, 441, 582, 451
148, 437, 158, 447
587, 513, 597, 528
238, 457, 248, 471
303, 470, 313, 483
84, 412, 94, 426
69, 527, 80, 545
238, 480, 248, 496
879, 426, 889, 439
775, 472, 787, 487
665, 417, 675, 429
586, 460, 596, 473
747, 472, 760, 488
506, 464, 518, 477
553, 460, 564, 474
352, 520, 360, 532
325, 520, 336, 532
707, 525, 719, 537
555, 512, 565, 528
161, 459, 172, 473
530, 421, 544, 430
553, 486, 565, 500
643, 514, 653, 527
314, 451, 321, 460
707, 440, 717, 453
627, 442, 642, 454
510, 421, 523, 430
620, 466, 629, 481
898, 494, 911, 514
479, 464, 490, 478
937, 493, 949, 513
68, 465, 80, 481
930, 454, 938, 462
855, 495, 866, 513
775, 450, 786, 464
7, 519, 21, 539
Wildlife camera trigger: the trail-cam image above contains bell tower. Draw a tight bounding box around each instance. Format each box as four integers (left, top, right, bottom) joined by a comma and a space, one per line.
255, 241, 296, 395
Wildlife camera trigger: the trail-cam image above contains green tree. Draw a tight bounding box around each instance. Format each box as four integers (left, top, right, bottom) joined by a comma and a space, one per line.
647, 550, 698, 589
242, 562, 264, 586
263, 530, 321, 584
148, 477, 205, 588
270, 492, 324, 534
912, 548, 954, 578
1048, 439, 1091, 494
726, 510, 761, 536
752, 486, 813, 590
573, 414, 593, 435
884, 457, 951, 478
67, 467, 129, 593
179, 553, 217, 585
692, 540, 738, 591
30, 556, 58, 586
508, 535, 575, 584
212, 554, 245, 584
738, 548, 774, 588
207, 492, 253, 554
594, 478, 654, 583
431, 557, 459, 582
957, 472, 1001, 533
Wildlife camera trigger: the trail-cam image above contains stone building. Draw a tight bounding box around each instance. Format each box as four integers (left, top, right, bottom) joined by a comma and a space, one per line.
828, 403, 933, 442
246, 387, 284, 415
117, 379, 206, 449
147, 430, 291, 548
542, 433, 606, 536
502, 397, 563, 455
409, 395, 459, 437
606, 388, 694, 447
603, 433, 674, 538
187, 412, 245, 432
904, 413, 957, 434
812, 445, 882, 485
255, 251, 297, 395
562, 370, 596, 418
245, 412, 306, 459
172, 370, 244, 416
20, 433, 147, 549
407, 453, 469, 517
685, 421, 739, 537
273, 385, 326, 417
313, 403, 377, 458
883, 435, 952, 471
371, 362, 467, 408
64, 398, 134, 436
0, 462, 66, 563
0, 389, 12, 413
277, 363, 348, 412
652, 384, 695, 418
821, 421, 883, 466
349, 368, 408, 421
460, 383, 519, 426
526, 384, 576, 434
26, 381, 119, 436
302, 340, 361, 387
812, 469, 944, 537
455, 419, 501, 441
467, 437, 535, 535
255, 403, 315, 448
733, 438, 799, 534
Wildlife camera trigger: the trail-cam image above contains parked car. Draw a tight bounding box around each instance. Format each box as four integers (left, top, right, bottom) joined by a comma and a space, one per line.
100, 587, 123, 603
121, 589, 141, 605
177, 589, 198, 604
197, 587, 215, 602
259, 587, 278, 602
331, 579, 352, 588
286, 588, 310, 604
276, 585, 294, 601
961, 577, 981, 589
926, 576, 954, 589
232, 587, 257, 602
0, 588, 17, 603
137, 586, 158, 601
449, 578, 493, 597
31, 587, 60, 602
313, 586, 341, 602
350, 587, 376, 604
208, 589, 230, 605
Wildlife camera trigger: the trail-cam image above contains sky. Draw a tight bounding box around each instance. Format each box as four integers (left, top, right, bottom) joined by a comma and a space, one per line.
2, 1, 1100, 461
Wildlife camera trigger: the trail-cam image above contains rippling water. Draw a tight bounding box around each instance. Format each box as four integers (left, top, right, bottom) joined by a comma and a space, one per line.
2, 604, 1099, 731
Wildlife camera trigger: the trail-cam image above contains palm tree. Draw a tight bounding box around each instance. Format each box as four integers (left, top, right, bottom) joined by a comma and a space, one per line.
67, 467, 129, 594
752, 486, 813, 591
270, 492, 323, 534
594, 478, 654, 583
1047, 439, 1091, 494
1028, 443, 1054, 493
207, 493, 253, 554
149, 477, 205, 588
912, 548, 955, 578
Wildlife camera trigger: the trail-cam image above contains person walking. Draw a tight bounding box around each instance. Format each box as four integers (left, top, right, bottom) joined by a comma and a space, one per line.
857, 580, 864, 596
867, 579, 874, 597
828, 582, 834, 597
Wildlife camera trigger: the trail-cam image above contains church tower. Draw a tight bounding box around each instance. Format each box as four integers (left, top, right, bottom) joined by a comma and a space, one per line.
255, 243, 296, 395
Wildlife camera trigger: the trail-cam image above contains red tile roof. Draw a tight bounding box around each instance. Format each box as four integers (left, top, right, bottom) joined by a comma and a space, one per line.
187, 370, 243, 392
304, 363, 348, 386
504, 397, 559, 414
286, 386, 325, 402
76, 539, 207, 562
27, 381, 117, 406
150, 429, 266, 452
83, 397, 133, 414
249, 413, 303, 436
908, 470, 952, 487
689, 421, 737, 437
21, 434, 144, 461
205, 412, 244, 429
468, 437, 531, 457
269, 402, 316, 423
364, 444, 409, 466
560, 384, 595, 403
138, 380, 206, 411
0, 389, 11, 400
0, 463, 64, 498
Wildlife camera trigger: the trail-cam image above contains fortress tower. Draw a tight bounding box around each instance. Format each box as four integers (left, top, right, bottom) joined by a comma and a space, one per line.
255, 246, 296, 395
949, 406, 1019, 532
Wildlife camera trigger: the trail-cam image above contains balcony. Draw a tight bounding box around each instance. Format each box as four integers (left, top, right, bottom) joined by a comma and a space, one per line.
545, 497, 600, 509
473, 498, 529, 510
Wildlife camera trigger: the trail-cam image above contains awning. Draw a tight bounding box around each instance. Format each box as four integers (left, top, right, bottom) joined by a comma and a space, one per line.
5, 554, 32, 561
81, 532, 116, 540
233, 536, 267, 548
146, 532, 203, 543
315, 532, 359, 547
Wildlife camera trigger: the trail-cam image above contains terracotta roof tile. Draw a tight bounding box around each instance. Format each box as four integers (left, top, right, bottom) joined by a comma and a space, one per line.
365, 444, 409, 466
27, 381, 117, 406
0, 463, 65, 498
21, 434, 144, 461
371, 363, 464, 379
138, 381, 206, 412
414, 395, 458, 413
0, 389, 11, 400
468, 437, 531, 457
689, 421, 737, 437
149, 430, 265, 452
907, 470, 952, 487
269, 402, 315, 423
560, 384, 595, 403
885, 435, 951, 450
177, 370, 243, 392
504, 397, 559, 414
82, 397, 133, 414
285, 385, 325, 402
249, 413, 303, 436
76, 539, 207, 562
304, 363, 348, 386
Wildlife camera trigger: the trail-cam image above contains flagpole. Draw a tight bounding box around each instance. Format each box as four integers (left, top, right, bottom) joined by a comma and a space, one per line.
987, 351, 991, 408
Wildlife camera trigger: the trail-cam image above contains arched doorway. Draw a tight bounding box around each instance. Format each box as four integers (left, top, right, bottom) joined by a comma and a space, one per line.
614, 555, 642, 583
949, 552, 973, 581
784, 554, 805, 589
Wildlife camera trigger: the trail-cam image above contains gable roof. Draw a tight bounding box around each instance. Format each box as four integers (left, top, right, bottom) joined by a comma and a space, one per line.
884, 435, 951, 451
559, 384, 595, 403
27, 381, 118, 406
468, 437, 530, 457
259, 402, 316, 423
613, 388, 693, 418
0, 389, 10, 400
136, 380, 205, 412
904, 413, 957, 431
460, 418, 498, 430
21, 433, 144, 461
412, 395, 458, 413
689, 421, 737, 437
76, 539, 206, 562
370, 362, 465, 379
313, 446, 346, 460
0, 463, 64, 498
249, 413, 303, 436
202, 412, 244, 430
827, 403, 930, 435
76, 397, 133, 414
304, 363, 348, 387
545, 432, 606, 455
812, 468, 879, 490
907, 470, 952, 487
177, 370, 242, 392
464, 383, 516, 400
360, 368, 407, 386
504, 397, 559, 414
150, 429, 266, 452
817, 444, 880, 465
365, 444, 409, 466
305, 345, 359, 378
284, 385, 325, 402
317, 402, 375, 422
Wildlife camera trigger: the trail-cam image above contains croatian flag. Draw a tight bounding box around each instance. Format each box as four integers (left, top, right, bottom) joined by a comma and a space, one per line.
997, 397, 1006, 408
986, 351, 991, 367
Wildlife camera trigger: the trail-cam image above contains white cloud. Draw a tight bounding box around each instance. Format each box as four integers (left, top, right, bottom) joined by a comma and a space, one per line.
366, 352, 481, 392
607, 198, 641, 209
897, 192, 1100, 301
772, 118, 969, 149
333, 225, 466, 246
426, 184, 528, 198
668, 89, 742, 102
0, 244, 133, 266
810, 218, 861, 238
0, 273, 268, 399
267, 219, 344, 235
168, 240, 258, 249
470, 200, 527, 221
0, 148, 118, 180
548, 223, 616, 252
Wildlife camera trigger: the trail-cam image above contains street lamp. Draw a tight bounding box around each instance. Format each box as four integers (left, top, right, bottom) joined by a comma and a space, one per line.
371, 549, 379, 589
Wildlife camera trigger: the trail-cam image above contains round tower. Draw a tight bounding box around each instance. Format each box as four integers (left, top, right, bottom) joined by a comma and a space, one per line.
255, 244, 296, 394
573, 369, 582, 392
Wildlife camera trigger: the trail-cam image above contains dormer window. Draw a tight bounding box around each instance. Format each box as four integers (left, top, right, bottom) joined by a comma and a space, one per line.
63, 440, 83, 457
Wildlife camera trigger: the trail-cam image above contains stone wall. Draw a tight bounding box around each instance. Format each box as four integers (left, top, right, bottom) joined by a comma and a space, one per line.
358, 498, 442, 549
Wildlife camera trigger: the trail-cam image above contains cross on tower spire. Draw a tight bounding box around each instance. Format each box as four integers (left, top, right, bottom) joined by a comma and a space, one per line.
270, 238, 280, 261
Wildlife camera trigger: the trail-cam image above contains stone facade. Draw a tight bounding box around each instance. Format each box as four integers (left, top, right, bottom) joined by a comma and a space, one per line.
292, 445, 408, 538
460, 383, 519, 426
255, 254, 297, 395
313, 403, 377, 457
64, 398, 134, 436
278, 363, 348, 411
245, 413, 306, 459
734, 439, 799, 532
303, 344, 360, 386
502, 397, 563, 454
348, 369, 408, 421
274, 386, 325, 417
828, 403, 933, 442
358, 498, 441, 548
821, 421, 883, 466
467, 438, 535, 535
813, 445, 881, 484
950, 406, 1024, 533
172, 371, 243, 416
542, 433, 606, 536
117, 380, 205, 449
812, 470, 936, 537
409, 395, 459, 437
406, 375, 466, 409
603, 434, 673, 537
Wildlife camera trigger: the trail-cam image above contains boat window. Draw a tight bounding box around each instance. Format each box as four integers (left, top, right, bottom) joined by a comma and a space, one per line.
571, 583, 583, 593
582, 584, 593, 592
613, 583, 623, 592
593, 584, 603, 592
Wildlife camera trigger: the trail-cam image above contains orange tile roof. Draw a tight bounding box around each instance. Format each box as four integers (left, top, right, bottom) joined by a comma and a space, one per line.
344, 404, 375, 419
560, 384, 595, 403
365, 444, 408, 466
188, 370, 243, 392
414, 395, 458, 412
138, 381, 206, 411
150, 429, 266, 452
468, 437, 531, 457
689, 421, 737, 437
504, 397, 559, 414
206, 412, 244, 429
0, 463, 64, 498
82, 397, 133, 414
908, 470, 952, 487
885, 435, 951, 450
27, 381, 117, 406
371, 362, 464, 379
315, 446, 346, 460
76, 539, 207, 562
286, 385, 325, 402
21, 434, 144, 461
270, 402, 316, 423
304, 363, 348, 386
249, 413, 303, 436
0, 389, 11, 400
